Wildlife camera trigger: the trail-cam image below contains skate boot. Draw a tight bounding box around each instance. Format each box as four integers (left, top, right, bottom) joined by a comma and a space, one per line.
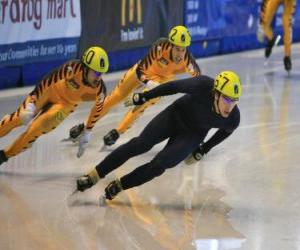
77, 175, 94, 192
103, 129, 120, 146
76, 169, 100, 192
265, 35, 281, 58
70, 123, 85, 140
283, 56, 292, 72
61, 123, 85, 142
104, 179, 123, 200
0, 150, 8, 166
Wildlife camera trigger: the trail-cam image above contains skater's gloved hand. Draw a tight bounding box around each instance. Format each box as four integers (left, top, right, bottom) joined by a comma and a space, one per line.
184, 143, 205, 165
145, 80, 159, 90
124, 93, 147, 107
62, 123, 85, 142
20, 102, 36, 125
256, 24, 264, 43
77, 129, 92, 158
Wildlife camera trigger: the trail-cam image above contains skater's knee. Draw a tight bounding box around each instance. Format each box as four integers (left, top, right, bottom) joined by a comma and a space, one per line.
20, 103, 36, 125
151, 155, 177, 172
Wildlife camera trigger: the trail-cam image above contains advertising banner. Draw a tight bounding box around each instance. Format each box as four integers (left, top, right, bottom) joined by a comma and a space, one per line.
80, 0, 184, 54
0, 0, 81, 67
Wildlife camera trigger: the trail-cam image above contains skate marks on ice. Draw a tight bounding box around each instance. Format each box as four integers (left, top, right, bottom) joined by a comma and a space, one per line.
66, 180, 245, 250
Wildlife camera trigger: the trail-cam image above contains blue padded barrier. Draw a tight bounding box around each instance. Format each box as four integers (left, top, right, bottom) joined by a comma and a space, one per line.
22, 60, 66, 86
0, 67, 21, 90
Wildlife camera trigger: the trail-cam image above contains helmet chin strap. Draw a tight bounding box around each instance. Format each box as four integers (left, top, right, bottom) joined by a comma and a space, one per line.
82, 66, 90, 86
82, 66, 100, 87
169, 44, 174, 61
212, 92, 222, 117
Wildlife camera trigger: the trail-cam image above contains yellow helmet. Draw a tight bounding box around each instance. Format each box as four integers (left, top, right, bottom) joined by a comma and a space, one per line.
214, 71, 242, 100
82, 46, 109, 73
168, 25, 191, 47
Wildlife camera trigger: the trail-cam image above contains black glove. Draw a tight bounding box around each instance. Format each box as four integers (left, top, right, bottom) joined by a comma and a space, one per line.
193, 143, 205, 160
184, 143, 205, 165
124, 92, 148, 107
132, 93, 147, 105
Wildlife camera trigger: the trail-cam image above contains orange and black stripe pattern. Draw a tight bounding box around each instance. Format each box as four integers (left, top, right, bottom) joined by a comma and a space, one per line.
136, 37, 201, 81
86, 80, 107, 129
259, 0, 296, 56
260, 0, 296, 26
0, 60, 84, 137
29, 60, 83, 103
259, 0, 269, 24
1, 59, 109, 159
137, 38, 171, 76
288, 0, 297, 29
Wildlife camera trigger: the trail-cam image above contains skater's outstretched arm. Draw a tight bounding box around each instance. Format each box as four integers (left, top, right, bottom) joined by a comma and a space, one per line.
125, 75, 212, 106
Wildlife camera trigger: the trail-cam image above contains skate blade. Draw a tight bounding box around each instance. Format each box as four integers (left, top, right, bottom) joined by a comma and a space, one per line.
264, 60, 269, 66
99, 144, 113, 152
70, 189, 79, 196
99, 195, 107, 206
61, 137, 74, 142
274, 35, 281, 46
99, 144, 106, 152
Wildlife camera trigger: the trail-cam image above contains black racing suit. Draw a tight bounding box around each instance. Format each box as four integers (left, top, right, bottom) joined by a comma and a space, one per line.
96, 75, 240, 190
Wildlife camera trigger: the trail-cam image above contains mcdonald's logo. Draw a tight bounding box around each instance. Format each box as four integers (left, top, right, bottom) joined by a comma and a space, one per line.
121, 0, 142, 26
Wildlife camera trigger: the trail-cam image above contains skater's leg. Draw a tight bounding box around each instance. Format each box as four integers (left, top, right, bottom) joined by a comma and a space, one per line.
120, 132, 204, 190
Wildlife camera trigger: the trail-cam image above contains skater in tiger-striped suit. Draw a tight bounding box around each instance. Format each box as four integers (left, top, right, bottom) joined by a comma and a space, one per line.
68, 25, 201, 154
257, 0, 297, 72
0, 46, 109, 166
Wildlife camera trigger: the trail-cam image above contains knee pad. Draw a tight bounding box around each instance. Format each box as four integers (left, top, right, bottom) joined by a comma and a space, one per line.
20, 102, 36, 125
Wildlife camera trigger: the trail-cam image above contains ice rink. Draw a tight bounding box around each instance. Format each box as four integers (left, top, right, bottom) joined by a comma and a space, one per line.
1, 44, 300, 250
